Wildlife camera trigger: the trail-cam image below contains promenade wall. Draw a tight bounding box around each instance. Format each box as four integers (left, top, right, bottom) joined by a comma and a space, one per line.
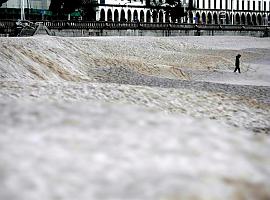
47, 29, 268, 37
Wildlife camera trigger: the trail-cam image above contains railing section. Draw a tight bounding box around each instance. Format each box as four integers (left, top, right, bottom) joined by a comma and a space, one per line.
1, 20, 269, 34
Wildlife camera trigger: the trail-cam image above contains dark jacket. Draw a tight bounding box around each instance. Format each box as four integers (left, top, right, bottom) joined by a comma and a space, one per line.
235, 56, 240, 67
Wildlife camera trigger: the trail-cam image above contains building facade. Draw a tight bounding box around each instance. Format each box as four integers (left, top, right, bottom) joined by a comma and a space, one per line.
193, 0, 270, 25
96, 0, 270, 25
97, 0, 170, 23
1, 0, 51, 10
1, 0, 269, 25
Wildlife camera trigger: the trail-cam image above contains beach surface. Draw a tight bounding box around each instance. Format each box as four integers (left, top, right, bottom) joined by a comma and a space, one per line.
0, 36, 270, 200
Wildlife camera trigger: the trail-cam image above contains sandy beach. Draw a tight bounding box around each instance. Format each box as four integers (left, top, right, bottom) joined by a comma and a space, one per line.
0, 35, 270, 200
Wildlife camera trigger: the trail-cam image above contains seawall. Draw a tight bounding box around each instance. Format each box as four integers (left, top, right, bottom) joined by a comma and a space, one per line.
46, 28, 268, 37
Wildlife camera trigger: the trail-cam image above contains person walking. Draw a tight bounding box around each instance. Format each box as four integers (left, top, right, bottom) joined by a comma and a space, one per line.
234, 54, 241, 73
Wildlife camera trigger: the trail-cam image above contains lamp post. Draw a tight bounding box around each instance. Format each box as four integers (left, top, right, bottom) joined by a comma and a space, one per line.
183, 3, 187, 23
231, 0, 234, 24
122, 1, 129, 21
21, 0, 25, 20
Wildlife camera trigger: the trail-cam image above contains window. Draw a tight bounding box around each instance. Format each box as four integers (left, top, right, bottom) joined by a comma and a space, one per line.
264, 1, 266, 10
220, 0, 223, 9
248, 0, 250, 10
259, 1, 261, 10
226, 0, 228, 9
242, 0, 244, 10
209, 0, 211, 8
253, 1, 255, 10
197, 0, 200, 8
237, 0, 239, 10
214, 0, 216, 8
203, 0, 205, 8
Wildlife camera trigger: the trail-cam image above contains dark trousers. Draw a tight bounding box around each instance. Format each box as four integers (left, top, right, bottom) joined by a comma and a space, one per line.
234, 66, 240, 73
